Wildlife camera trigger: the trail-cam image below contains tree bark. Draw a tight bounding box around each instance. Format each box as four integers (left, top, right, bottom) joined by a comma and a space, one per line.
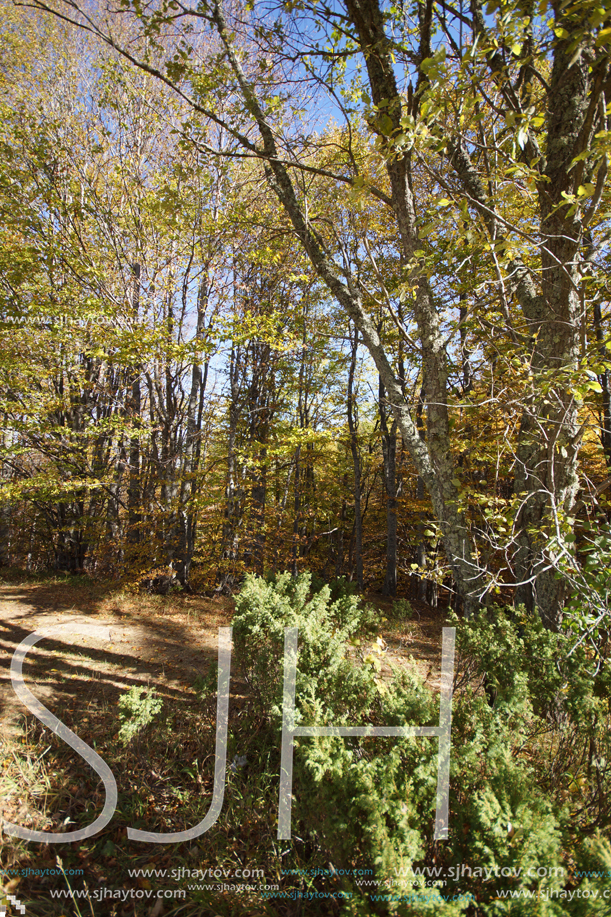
174, 274, 211, 586
593, 299, 611, 470
127, 261, 142, 549
347, 326, 363, 590
379, 377, 398, 596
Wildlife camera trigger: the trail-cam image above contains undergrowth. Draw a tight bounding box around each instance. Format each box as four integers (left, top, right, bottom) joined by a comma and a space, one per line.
1, 573, 610, 916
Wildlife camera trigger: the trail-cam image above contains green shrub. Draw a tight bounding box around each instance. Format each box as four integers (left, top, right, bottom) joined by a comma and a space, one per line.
444, 608, 611, 913
567, 833, 611, 916
390, 598, 414, 621
117, 686, 163, 745
309, 571, 360, 602
233, 571, 377, 715
233, 573, 466, 914
454, 607, 611, 833
232, 578, 611, 914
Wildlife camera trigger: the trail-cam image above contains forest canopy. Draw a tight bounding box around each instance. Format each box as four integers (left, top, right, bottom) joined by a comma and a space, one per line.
1, 0, 610, 633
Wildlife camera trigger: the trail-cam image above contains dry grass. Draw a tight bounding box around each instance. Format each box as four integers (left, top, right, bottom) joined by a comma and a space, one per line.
0, 573, 451, 916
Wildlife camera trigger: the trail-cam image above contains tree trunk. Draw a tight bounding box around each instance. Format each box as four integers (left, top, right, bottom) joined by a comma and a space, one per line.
174, 275, 211, 587
593, 299, 611, 470
379, 377, 398, 597
347, 325, 363, 590
0, 442, 10, 567
218, 343, 243, 590
512, 25, 594, 629
127, 262, 142, 549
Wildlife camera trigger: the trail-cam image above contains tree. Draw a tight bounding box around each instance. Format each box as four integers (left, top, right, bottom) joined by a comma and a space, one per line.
0, 12, 230, 583
7, 0, 611, 626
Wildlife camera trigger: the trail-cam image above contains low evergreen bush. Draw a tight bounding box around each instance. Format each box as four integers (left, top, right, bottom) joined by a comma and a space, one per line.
232, 575, 611, 915
117, 686, 163, 745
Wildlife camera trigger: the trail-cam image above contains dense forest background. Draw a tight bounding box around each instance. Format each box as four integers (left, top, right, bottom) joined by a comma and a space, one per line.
0, 0, 610, 627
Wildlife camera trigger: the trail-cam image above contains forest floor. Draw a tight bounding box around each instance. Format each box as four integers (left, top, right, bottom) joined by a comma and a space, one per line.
0, 571, 453, 917
0, 573, 449, 738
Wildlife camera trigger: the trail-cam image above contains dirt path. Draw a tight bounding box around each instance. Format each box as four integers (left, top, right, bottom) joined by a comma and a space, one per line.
0, 577, 449, 741
0, 579, 234, 739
